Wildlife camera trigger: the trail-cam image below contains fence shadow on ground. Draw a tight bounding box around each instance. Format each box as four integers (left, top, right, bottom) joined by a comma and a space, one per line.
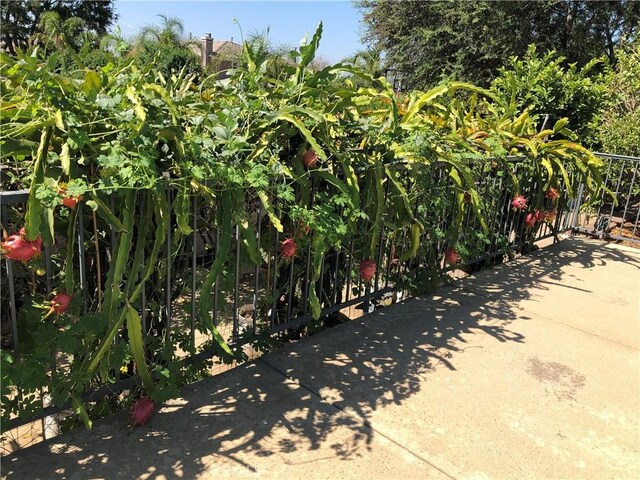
4, 237, 639, 479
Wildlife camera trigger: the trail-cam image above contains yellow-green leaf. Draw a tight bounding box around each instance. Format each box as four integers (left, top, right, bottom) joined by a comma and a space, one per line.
60, 142, 70, 176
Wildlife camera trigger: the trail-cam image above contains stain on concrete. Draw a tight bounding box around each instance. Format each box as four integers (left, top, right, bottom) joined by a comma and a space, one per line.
526, 357, 586, 401
602, 295, 629, 306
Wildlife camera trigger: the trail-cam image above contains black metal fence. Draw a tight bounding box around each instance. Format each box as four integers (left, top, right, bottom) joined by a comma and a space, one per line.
572, 153, 640, 245
1, 152, 635, 452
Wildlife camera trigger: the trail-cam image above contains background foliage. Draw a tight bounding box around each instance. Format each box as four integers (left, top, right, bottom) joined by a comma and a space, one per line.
598, 40, 640, 155
1, 0, 116, 55
491, 45, 607, 148
357, 0, 639, 88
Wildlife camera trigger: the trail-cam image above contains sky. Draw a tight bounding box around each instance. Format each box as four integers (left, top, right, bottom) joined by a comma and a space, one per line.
114, 0, 366, 63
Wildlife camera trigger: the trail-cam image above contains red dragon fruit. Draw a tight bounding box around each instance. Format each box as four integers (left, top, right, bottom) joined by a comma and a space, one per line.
524, 212, 537, 228
511, 195, 528, 210
1, 228, 42, 262
301, 149, 318, 168
444, 248, 459, 266
130, 397, 154, 426
546, 188, 560, 201
280, 238, 297, 258
50, 291, 72, 315
359, 259, 377, 282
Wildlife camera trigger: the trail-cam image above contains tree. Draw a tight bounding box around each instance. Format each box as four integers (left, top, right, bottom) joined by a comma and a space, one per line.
357, 0, 639, 88
347, 47, 384, 77
342, 47, 386, 88
131, 15, 201, 77
598, 40, 640, 155
1, 0, 116, 55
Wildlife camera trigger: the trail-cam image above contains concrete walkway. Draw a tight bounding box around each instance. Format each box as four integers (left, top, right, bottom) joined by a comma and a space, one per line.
3, 237, 639, 480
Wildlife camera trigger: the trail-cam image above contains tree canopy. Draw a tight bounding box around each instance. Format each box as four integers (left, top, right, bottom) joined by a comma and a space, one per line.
131, 15, 202, 78
357, 0, 640, 88
598, 39, 640, 155
1, 0, 116, 55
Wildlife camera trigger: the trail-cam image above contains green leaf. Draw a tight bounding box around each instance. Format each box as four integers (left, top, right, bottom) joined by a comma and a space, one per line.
25, 127, 52, 241
369, 163, 384, 258
82, 70, 101, 101
86, 308, 127, 375
299, 22, 323, 71
174, 186, 192, 235
126, 306, 154, 391
64, 208, 77, 293
468, 189, 488, 235
101, 191, 135, 318
129, 189, 169, 303
125, 86, 146, 130
72, 394, 92, 430
308, 288, 321, 320
257, 190, 283, 233
144, 83, 179, 124
270, 112, 326, 160
54, 110, 65, 131
238, 212, 261, 265
550, 157, 574, 197
198, 190, 236, 361
553, 118, 569, 133
403, 85, 448, 124
41, 207, 55, 246
540, 157, 555, 189
399, 223, 421, 262
384, 166, 421, 228
313, 170, 358, 210
89, 192, 124, 232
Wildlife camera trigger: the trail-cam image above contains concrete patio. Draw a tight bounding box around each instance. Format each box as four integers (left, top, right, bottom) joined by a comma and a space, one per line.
3, 237, 639, 480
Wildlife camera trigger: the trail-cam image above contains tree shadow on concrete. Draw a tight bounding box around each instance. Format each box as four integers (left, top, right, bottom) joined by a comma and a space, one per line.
4, 238, 638, 479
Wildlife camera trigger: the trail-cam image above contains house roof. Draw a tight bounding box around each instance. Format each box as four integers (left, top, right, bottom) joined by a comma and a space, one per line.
211, 41, 243, 56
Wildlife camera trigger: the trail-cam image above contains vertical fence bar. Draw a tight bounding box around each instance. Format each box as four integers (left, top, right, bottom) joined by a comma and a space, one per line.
253, 205, 261, 333
271, 226, 279, 329
2, 205, 19, 357
606, 160, 626, 230
318, 255, 325, 310
165, 188, 172, 341
212, 227, 220, 327
190, 196, 197, 351
570, 183, 585, 232
302, 177, 316, 316
233, 225, 240, 338
44, 244, 52, 293
632, 204, 640, 239
332, 250, 340, 305
620, 162, 638, 227
487, 172, 503, 259
593, 159, 613, 232
375, 180, 390, 291
384, 236, 393, 288
77, 206, 87, 312
286, 257, 295, 323
395, 227, 406, 291
141, 247, 146, 334
345, 237, 354, 304
303, 232, 312, 316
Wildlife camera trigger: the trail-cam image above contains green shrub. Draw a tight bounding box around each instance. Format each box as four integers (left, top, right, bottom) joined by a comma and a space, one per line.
492, 45, 607, 147
599, 40, 640, 156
